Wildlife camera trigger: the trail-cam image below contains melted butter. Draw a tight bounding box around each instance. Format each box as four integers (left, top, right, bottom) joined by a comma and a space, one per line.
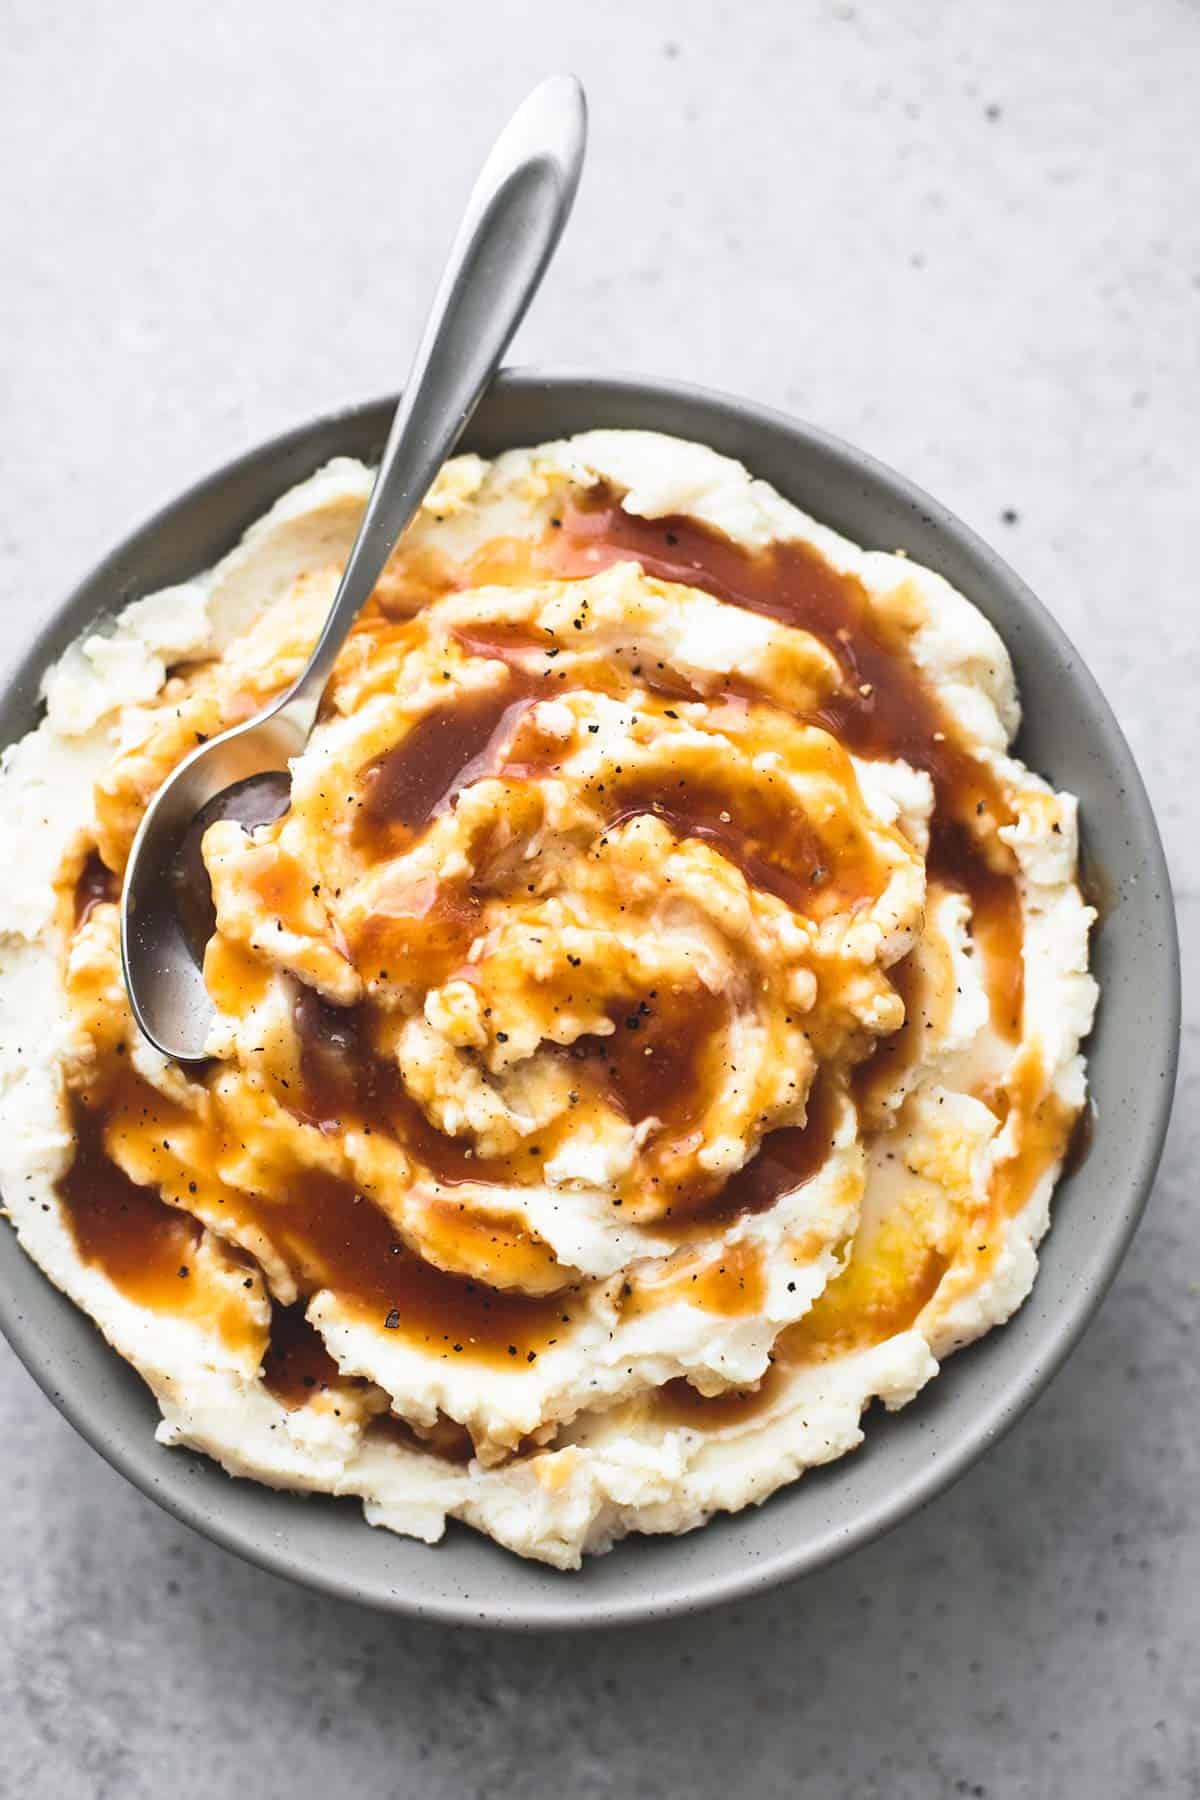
780, 1226, 949, 1365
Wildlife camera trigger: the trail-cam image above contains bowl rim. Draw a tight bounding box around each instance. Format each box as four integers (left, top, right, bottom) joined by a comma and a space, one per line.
0, 367, 1181, 1629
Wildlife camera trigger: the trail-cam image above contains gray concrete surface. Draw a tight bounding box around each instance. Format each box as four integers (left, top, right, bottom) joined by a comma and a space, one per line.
2, 1, 1196, 1794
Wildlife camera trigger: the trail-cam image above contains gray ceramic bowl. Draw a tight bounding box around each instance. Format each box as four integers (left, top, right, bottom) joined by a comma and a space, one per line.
0, 372, 1180, 1628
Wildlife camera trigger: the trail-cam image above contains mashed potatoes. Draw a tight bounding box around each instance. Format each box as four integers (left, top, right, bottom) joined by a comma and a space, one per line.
0, 432, 1096, 1567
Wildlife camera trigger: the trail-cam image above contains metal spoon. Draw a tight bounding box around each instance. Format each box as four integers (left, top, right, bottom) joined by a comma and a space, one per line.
120, 74, 587, 1063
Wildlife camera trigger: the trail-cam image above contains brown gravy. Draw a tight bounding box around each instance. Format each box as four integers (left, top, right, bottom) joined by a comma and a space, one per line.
61, 1095, 201, 1307
555, 493, 1024, 1036
624, 1235, 767, 1319
255, 1169, 568, 1364
605, 774, 828, 915
69, 1061, 570, 1362
687, 1239, 767, 1315
61, 486, 1037, 1363
171, 771, 292, 965
655, 1366, 785, 1431
261, 1300, 343, 1408
851, 951, 921, 1123
929, 819, 1024, 1041
565, 982, 729, 1138
360, 674, 542, 843
291, 989, 517, 1186
369, 1411, 476, 1464
73, 851, 119, 927
698, 1070, 840, 1227
59, 1093, 260, 1354
554, 497, 1007, 823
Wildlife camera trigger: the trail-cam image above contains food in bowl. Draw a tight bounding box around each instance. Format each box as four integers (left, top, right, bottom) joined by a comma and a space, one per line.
0, 431, 1097, 1567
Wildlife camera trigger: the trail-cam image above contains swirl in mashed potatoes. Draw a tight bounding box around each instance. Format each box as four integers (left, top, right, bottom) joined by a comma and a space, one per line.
0, 432, 1096, 1567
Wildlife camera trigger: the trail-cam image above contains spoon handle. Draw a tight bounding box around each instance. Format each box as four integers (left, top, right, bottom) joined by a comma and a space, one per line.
280, 74, 587, 732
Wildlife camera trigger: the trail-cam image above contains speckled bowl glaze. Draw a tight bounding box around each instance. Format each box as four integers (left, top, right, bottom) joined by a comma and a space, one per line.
0, 372, 1180, 1629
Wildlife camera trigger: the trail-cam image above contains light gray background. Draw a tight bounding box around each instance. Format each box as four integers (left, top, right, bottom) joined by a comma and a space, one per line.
2, 2, 1196, 1794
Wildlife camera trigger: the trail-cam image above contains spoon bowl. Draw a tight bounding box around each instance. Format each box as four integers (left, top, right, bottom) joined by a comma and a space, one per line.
122, 704, 306, 1056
